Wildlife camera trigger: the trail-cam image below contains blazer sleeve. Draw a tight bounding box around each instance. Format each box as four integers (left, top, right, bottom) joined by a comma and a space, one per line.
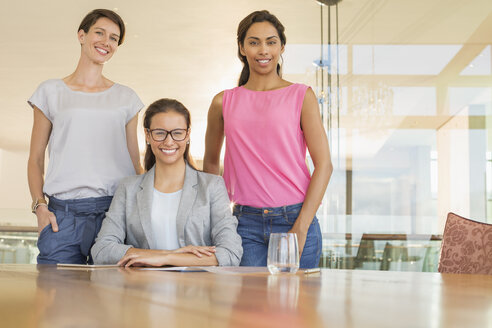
209, 177, 243, 266
91, 181, 134, 264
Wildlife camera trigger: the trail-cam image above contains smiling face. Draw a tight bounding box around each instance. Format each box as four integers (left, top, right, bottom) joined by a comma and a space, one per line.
78, 17, 120, 65
240, 21, 284, 77
146, 111, 190, 168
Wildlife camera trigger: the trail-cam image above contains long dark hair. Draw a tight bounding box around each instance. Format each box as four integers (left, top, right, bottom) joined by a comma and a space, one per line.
143, 98, 196, 171
78, 9, 126, 46
237, 10, 286, 86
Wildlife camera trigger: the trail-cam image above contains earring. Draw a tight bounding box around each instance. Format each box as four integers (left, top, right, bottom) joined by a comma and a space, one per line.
186, 141, 190, 145
146, 142, 150, 145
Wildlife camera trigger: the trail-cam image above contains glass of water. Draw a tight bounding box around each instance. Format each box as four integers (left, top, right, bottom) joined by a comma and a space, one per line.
267, 233, 299, 274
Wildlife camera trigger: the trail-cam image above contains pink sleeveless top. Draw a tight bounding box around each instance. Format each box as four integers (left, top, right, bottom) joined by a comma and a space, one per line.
222, 83, 311, 207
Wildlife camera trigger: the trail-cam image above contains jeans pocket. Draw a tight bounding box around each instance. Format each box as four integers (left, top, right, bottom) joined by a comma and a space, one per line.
37, 224, 53, 256
300, 218, 322, 268
284, 211, 300, 224
237, 219, 247, 236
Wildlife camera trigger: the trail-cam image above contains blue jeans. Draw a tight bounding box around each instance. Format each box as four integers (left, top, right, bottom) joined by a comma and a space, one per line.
233, 203, 322, 269
37, 196, 113, 264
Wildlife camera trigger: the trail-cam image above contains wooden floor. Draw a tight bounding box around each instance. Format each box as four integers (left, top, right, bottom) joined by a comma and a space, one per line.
0, 264, 491, 328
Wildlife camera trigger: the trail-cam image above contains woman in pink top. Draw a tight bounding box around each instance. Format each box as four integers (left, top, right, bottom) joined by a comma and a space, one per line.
204, 10, 332, 268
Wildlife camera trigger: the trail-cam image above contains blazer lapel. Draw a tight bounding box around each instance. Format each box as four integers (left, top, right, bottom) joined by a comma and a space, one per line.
176, 164, 198, 247
136, 167, 157, 249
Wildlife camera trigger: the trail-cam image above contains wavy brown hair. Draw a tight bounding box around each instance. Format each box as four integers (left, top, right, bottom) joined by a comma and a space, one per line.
143, 99, 196, 171
236, 10, 286, 86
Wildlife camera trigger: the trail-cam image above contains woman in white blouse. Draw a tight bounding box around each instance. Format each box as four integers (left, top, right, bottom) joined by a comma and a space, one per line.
27, 9, 143, 264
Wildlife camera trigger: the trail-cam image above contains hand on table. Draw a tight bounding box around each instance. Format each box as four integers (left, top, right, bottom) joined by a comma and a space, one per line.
118, 252, 168, 268
118, 246, 216, 267
173, 245, 216, 258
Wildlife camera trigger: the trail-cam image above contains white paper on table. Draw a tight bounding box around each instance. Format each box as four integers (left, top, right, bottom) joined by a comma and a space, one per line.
56, 263, 120, 270
137, 266, 269, 275
137, 266, 206, 272
202, 266, 269, 275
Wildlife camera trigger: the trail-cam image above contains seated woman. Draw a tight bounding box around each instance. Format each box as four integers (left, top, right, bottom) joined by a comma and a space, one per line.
92, 98, 242, 267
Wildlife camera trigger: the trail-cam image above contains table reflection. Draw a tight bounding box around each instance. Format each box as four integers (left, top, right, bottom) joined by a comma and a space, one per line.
1, 264, 490, 328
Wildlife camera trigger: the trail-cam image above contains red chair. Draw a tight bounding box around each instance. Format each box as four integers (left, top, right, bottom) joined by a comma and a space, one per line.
438, 212, 492, 274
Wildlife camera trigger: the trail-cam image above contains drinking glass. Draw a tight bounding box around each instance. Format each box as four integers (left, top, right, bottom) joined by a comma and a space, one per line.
267, 233, 299, 274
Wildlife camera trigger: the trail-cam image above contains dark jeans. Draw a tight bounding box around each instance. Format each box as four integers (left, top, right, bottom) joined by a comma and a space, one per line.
37, 196, 112, 264
233, 202, 322, 269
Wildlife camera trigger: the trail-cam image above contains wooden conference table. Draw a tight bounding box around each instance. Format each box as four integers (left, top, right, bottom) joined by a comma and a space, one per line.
0, 264, 491, 328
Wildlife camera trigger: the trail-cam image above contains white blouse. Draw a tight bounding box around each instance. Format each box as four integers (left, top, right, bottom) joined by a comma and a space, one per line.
28, 79, 144, 199
151, 188, 181, 250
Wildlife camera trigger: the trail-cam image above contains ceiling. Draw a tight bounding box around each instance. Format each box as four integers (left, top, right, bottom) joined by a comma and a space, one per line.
0, 0, 491, 156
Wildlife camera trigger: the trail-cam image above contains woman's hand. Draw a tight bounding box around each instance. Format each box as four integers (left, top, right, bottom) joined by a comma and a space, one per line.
117, 248, 162, 266
36, 206, 58, 233
288, 225, 308, 256
118, 252, 169, 268
173, 245, 216, 258
118, 246, 216, 267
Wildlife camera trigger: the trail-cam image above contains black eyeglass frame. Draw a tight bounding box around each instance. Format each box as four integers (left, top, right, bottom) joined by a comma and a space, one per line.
146, 128, 189, 142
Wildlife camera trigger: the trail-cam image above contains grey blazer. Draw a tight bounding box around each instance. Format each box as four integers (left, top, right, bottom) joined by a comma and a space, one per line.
91, 165, 242, 266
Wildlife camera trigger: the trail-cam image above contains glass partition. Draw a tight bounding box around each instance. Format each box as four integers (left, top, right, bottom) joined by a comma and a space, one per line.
0, 229, 38, 264
283, 2, 492, 272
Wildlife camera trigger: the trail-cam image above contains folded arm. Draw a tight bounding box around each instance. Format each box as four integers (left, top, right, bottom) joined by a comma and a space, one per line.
118, 246, 218, 267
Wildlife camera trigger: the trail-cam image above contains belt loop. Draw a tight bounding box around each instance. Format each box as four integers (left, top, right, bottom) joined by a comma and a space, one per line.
65, 202, 69, 214
239, 205, 243, 213
283, 205, 287, 215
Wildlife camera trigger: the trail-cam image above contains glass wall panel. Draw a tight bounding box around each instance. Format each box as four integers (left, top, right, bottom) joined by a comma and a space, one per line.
289, 2, 492, 272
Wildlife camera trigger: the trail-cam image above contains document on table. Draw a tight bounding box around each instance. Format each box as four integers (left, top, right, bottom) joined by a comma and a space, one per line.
203, 266, 269, 274
137, 266, 207, 272
56, 264, 270, 274
56, 263, 120, 270
138, 266, 270, 275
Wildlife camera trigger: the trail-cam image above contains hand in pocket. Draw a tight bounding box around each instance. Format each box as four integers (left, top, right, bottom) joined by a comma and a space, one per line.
36, 206, 58, 233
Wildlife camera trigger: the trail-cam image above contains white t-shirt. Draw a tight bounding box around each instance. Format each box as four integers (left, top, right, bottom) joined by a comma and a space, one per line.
28, 79, 144, 199
151, 188, 181, 250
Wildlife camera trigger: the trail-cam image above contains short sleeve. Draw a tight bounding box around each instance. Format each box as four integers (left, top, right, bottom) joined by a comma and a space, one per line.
126, 89, 144, 123
28, 80, 53, 122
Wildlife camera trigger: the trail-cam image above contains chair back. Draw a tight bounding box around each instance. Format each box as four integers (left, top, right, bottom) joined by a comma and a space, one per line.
353, 234, 376, 269
438, 212, 492, 274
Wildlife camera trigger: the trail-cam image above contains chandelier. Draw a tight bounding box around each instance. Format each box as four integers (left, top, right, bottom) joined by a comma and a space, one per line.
352, 83, 394, 118
313, 0, 394, 136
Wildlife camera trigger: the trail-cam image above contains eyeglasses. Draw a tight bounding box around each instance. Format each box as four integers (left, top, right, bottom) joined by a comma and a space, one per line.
146, 128, 188, 142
